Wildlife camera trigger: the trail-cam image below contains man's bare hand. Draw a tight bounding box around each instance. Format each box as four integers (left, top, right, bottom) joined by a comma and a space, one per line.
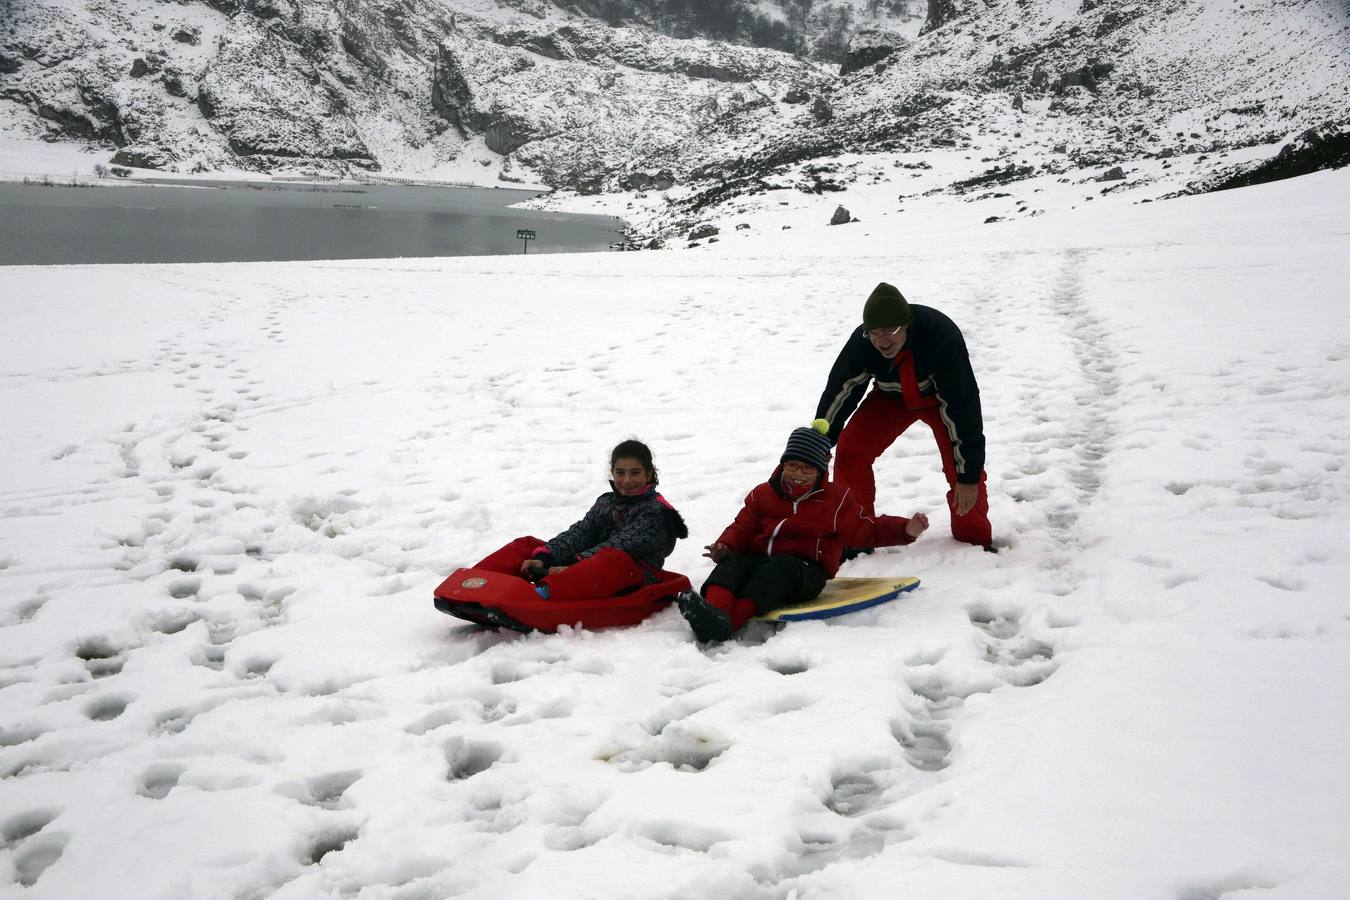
953, 483, 979, 517
519, 559, 545, 576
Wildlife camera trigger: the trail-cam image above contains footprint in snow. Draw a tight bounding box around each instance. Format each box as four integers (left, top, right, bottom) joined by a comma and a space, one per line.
306, 828, 359, 866
604, 722, 730, 773
0, 725, 43, 748
965, 601, 1022, 640
85, 694, 132, 721
138, 763, 186, 800
153, 706, 197, 735
239, 655, 278, 679
166, 576, 201, 600
194, 643, 227, 671
1, 808, 58, 850
149, 608, 200, 636
280, 770, 362, 809
75, 637, 128, 678
12, 830, 69, 886
443, 736, 504, 781
4, 596, 47, 626
825, 771, 888, 817
892, 717, 953, 772
763, 653, 811, 676
403, 707, 466, 736
634, 819, 732, 853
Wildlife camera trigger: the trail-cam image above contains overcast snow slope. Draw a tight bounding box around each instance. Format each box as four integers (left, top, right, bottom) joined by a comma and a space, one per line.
2, 167, 1349, 897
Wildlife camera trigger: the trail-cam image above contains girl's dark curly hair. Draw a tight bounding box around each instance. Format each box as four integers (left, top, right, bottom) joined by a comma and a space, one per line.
610, 439, 658, 485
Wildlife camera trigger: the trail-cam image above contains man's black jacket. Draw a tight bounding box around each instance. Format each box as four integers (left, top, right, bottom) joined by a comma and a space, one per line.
814, 304, 986, 484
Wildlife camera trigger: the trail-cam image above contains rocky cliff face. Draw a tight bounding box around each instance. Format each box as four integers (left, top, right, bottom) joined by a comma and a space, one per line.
1, 0, 1346, 210
0, 0, 466, 173
555, 0, 926, 59
0, 0, 917, 177
659, 0, 1350, 226
429, 20, 826, 191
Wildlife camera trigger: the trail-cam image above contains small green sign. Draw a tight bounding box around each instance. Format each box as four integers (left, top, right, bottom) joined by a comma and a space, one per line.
516, 229, 536, 240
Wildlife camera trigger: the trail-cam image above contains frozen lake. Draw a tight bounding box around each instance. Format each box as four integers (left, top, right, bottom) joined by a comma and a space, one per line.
0, 179, 625, 265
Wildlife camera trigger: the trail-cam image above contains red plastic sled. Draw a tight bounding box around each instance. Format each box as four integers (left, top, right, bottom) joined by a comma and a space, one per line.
433, 566, 692, 633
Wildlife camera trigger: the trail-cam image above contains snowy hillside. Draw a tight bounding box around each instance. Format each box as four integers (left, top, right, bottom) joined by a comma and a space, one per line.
2, 0, 1346, 205
3, 162, 1350, 897
0, 0, 892, 181
602, 0, 1350, 240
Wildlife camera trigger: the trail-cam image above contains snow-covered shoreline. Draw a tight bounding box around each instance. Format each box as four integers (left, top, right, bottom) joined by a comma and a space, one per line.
2, 169, 1349, 898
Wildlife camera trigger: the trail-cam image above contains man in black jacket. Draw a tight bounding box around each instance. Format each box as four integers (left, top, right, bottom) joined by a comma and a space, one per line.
814, 282, 992, 548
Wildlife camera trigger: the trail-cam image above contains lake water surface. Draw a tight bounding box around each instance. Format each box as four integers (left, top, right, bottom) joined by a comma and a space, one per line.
0, 179, 625, 265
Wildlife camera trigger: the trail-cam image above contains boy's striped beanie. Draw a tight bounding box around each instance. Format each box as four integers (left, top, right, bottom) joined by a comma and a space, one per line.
781, 419, 832, 472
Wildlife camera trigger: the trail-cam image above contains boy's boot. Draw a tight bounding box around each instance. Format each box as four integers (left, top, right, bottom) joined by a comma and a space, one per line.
676, 590, 733, 642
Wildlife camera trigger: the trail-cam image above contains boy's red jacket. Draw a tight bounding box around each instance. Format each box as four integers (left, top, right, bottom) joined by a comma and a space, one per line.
716, 466, 916, 577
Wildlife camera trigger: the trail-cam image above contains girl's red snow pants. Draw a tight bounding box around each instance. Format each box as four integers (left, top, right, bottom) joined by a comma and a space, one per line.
475, 536, 646, 601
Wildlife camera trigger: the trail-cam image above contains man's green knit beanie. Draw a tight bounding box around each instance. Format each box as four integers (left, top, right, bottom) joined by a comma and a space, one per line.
862, 282, 912, 330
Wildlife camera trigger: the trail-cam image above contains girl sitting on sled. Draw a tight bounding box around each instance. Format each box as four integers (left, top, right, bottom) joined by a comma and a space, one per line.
473, 439, 688, 601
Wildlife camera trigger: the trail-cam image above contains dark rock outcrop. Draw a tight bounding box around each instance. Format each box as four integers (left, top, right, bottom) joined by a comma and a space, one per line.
195, 19, 376, 167
111, 145, 174, 169
162, 72, 189, 98
921, 0, 963, 36
840, 31, 907, 77
1207, 122, 1350, 192
620, 169, 676, 191
1053, 60, 1114, 95
431, 44, 482, 136
829, 205, 852, 225
485, 120, 528, 155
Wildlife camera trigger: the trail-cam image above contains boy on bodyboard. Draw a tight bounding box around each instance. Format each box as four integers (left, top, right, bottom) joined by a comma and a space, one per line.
677, 420, 928, 642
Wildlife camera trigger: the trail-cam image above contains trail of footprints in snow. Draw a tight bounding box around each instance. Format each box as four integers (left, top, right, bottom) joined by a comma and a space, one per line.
974, 250, 1122, 581
140, 297, 315, 679
16, 293, 307, 794
778, 600, 1073, 884
897, 601, 1065, 769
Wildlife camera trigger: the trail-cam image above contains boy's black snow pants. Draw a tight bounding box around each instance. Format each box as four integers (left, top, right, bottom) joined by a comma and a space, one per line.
701, 553, 828, 615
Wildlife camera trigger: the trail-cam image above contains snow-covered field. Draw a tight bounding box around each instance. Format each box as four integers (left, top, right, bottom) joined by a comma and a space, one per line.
3, 167, 1350, 899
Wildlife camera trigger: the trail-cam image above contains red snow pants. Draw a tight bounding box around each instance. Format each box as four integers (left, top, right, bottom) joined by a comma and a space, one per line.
475, 536, 646, 602
835, 388, 992, 547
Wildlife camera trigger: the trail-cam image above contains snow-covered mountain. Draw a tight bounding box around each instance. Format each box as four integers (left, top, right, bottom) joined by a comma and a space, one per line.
1, 0, 1347, 224
0, 0, 910, 178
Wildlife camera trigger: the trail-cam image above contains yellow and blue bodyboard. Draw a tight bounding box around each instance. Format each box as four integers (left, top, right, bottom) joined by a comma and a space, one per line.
754, 576, 921, 622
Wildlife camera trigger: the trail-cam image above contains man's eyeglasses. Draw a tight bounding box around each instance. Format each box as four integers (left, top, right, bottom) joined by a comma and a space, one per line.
864, 325, 907, 341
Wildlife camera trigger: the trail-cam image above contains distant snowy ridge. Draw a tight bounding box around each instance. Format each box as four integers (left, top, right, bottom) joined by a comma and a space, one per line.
0, 0, 1347, 218
0, 0, 906, 179
655, 0, 1350, 230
